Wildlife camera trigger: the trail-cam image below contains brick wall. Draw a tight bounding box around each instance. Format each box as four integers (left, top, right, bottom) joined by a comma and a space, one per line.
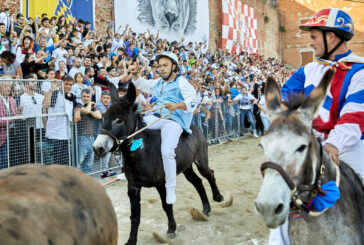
241, 0, 280, 59
209, 0, 223, 51
94, 0, 113, 31
278, 0, 364, 67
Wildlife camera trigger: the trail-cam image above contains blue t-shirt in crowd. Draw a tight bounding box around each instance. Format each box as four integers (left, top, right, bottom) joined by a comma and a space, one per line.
35, 44, 55, 62
84, 78, 92, 86
230, 88, 239, 99
96, 101, 110, 113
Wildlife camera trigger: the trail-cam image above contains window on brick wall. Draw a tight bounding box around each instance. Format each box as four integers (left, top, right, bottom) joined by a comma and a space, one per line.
298, 17, 312, 36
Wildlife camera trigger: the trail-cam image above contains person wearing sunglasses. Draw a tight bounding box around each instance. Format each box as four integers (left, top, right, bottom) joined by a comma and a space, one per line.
18, 73, 46, 130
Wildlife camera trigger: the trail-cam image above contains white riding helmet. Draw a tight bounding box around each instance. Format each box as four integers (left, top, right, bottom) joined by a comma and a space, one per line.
156, 51, 179, 72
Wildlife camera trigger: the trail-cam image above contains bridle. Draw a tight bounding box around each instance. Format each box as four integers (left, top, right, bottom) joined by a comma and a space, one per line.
98, 109, 173, 152
98, 116, 139, 152
260, 141, 340, 222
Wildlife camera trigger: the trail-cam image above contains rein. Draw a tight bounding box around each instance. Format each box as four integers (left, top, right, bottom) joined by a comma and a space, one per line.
99, 111, 172, 151
260, 141, 340, 222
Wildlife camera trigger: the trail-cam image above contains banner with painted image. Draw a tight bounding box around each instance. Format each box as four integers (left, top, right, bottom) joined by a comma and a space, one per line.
114, 0, 209, 45
23, 0, 95, 29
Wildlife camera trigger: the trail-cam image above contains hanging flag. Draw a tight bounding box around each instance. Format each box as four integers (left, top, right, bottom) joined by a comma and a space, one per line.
54, 0, 73, 24
23, 0, 94, 29
221, 0, 258, 54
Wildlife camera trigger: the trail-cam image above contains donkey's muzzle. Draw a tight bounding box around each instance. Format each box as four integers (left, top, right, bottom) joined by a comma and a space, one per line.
93, 145, 107, 157
255, 200, 287, 228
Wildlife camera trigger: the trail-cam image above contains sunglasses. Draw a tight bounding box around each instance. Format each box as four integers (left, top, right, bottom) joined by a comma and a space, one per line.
31, 96, 37, 105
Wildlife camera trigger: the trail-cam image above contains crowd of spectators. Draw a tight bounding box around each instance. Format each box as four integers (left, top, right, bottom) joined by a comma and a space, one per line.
0, 9, 294, 176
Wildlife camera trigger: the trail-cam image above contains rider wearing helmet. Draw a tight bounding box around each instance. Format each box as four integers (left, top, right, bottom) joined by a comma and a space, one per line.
132, 51, 196, 204
271, 8, 364, 245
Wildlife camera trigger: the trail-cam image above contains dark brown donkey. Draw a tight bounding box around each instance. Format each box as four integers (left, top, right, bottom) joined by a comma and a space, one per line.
0, 165, 118, 245
93, 82, 224, 245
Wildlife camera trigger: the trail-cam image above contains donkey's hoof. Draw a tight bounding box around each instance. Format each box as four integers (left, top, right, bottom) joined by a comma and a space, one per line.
203, 210, 210, 216
167, 232, 176, 239
214, 194, 224, 202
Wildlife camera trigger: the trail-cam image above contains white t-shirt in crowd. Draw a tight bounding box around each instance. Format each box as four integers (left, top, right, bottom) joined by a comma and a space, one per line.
111, 38, 124, 53
20, 93, 44, 129
234, 93, 256, 110
258, 96, 268, 118
109, 77, 120, 89
52, 48, 67, 71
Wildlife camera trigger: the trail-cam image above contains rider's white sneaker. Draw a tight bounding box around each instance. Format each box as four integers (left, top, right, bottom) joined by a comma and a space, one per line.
166, 188, 176, 204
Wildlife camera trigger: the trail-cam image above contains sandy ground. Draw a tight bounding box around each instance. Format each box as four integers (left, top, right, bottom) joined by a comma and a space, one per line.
103, 137, 269, 245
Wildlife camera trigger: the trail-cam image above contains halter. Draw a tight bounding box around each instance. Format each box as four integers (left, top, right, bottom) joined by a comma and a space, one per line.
260, 141, 340, 222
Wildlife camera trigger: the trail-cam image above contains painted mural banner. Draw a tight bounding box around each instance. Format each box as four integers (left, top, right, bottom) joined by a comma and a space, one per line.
114, 0, 209, 45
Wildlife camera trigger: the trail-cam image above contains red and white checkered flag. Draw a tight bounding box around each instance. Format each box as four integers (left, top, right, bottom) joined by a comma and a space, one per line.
222, 0, 258, 54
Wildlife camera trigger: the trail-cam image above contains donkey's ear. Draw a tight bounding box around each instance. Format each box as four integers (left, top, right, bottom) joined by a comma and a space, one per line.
265, 76, 283, 119
298, 69, 334, 126
125, 82, 137, 107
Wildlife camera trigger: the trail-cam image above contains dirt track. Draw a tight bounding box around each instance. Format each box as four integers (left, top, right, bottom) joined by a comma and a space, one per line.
103, 137, 269, 245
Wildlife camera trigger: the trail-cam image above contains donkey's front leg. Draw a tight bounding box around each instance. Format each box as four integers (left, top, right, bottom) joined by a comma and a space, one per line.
125, 185, 141, 245
156, 185, 177, 238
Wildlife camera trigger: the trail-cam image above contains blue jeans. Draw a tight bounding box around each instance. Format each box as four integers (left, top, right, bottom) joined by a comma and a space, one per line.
240, 109, 256, 132
46, 138, 70, 165
77, 135, 94, 174
0, 142, 8, 169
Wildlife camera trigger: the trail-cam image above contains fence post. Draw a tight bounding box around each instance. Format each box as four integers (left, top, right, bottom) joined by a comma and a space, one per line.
6, 121, 9, 168
40, 128, 43, 165
214, 103, 218, 143
72, 122, 78, 169
237, 106, 241, 136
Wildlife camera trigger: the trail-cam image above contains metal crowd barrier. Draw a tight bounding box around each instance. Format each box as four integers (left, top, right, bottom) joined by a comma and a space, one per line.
0, 79, 262, 177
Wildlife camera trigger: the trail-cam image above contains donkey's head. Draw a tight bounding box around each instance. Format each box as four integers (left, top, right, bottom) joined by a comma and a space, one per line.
93, 83, 138, 157
254, 69, 334, 228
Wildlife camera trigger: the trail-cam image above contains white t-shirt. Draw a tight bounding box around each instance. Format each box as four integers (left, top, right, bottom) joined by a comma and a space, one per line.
109, 77, 120, 89
258, 96, 268, 118
20, 93, 44, 129
68, 67, 77, 79
234, 93, 256, 110
0, 12, 10, 32
52, 48, 67, 71
111, 38, 124, 53
41, 82, 52, 93
83, 39, 93, 48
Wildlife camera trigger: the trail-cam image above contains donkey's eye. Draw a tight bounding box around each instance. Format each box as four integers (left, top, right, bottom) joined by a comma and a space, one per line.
296, 144, 307, 152
115, 119, 124, 124
258, 143, 263, 149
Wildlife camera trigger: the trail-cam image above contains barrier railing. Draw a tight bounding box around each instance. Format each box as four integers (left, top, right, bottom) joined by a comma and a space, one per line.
0, 79, 262, 177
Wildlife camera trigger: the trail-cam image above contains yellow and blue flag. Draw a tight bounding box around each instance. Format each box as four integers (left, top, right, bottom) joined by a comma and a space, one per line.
23, 0, 94, 28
